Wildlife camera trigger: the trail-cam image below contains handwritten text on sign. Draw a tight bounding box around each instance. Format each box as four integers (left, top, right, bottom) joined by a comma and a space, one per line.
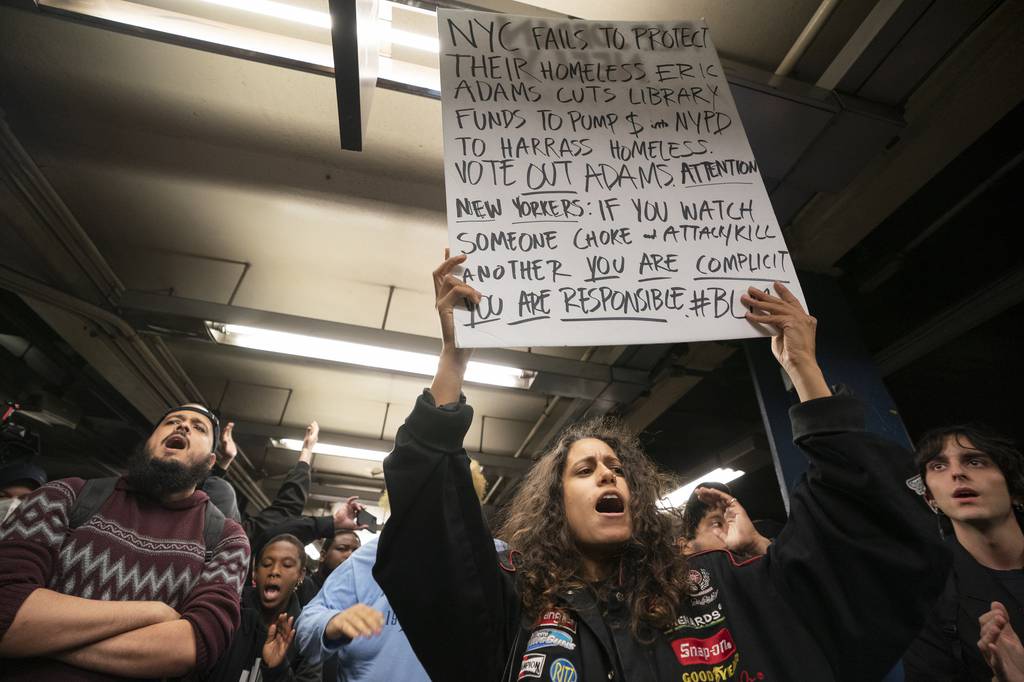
439, 10, 806, 348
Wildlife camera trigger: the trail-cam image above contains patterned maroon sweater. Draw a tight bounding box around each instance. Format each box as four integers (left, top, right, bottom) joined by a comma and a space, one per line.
0, 477, 250, 680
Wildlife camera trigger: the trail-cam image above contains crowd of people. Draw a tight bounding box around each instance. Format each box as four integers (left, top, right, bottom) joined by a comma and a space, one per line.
0, 253, 1022, 681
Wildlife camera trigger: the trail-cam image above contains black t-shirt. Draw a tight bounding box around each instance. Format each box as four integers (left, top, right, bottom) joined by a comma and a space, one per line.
986, 566, 1024, 612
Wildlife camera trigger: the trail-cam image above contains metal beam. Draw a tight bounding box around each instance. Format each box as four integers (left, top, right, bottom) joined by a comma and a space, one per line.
816, 0, 906, 91
232, 419, 535, 475
874, 268, 1024, 377
118, 290, 651, 401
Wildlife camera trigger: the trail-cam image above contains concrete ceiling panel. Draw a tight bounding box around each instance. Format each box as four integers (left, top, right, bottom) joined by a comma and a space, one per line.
782, 105, 903, 193
481, 415, 535, 456
282, 392, 387, 440
219, 381, 291, 424
381, 400, 416, 441
731, 83, 834, 180
192, 375, 228, 408
108, 249, 246, 304
382, 288, 441, 337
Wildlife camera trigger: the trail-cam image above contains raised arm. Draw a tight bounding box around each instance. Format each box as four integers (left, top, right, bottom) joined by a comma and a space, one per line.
744, 282, 951, 680
373, 252, 517, 682
742, 282, 831, 403
246, 423, 321, 541
429, 250, 480, 405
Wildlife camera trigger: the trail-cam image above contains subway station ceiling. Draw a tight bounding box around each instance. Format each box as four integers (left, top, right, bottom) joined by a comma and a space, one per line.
1, 0, 1021, 520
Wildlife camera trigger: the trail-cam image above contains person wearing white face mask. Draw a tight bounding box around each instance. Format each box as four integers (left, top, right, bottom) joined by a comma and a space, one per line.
0, 461, 46, 522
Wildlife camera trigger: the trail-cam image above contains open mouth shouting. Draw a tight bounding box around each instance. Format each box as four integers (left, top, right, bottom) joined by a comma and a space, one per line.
162, 432, 189, 453
952, 487, 980, 504
262, 581, 283, 603
595, 491, 626, 516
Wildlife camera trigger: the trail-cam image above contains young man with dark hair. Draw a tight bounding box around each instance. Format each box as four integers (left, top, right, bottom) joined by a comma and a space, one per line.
676, 482, 771, 560
905, 424, 1024, 680
0, 403, 250, 680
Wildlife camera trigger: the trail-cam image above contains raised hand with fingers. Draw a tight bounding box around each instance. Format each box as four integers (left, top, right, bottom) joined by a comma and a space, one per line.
262, 613, 296, 670
741, 282, 830, 402
430, 249, 482, 405
299, 420, 319, 464
217, 422, 238, 471
695, 487, 770, 558
433, 249, 482, 347
325, 604, 385, 642
333, 496, 368, 531
979, 601, 1024, 681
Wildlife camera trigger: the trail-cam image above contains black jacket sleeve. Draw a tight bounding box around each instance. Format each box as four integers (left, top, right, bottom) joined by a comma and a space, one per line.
244, 461, 313, 541
373, 390, 520, 682
767, 395, 952, 682
259, 515, 335, 549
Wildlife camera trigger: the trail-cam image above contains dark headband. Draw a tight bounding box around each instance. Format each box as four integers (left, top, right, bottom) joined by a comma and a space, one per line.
157, 404, 221, 449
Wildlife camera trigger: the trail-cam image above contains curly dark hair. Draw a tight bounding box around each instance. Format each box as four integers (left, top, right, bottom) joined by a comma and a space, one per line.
496, 417, 690, 638
915, 424, 1024, 500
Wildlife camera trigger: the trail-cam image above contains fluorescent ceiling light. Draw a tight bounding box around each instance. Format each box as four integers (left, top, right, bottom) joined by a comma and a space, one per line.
304, 542, 321, 560
272, 438, 390, 461
208, 322, 535, 389
197, 0, 332, 29
387, 28, 439, 53
659, 467, 746, 509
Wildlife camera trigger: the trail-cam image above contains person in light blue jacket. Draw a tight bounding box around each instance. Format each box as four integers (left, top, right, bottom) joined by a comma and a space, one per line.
295, 532, 429, 682
296, 461, 502, 682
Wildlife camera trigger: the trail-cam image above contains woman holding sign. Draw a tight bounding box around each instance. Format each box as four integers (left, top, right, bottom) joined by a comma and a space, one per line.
373, 252, 949, 682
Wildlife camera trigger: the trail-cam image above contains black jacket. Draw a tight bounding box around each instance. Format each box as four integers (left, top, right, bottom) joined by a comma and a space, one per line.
904, 536, 1024, 680
374, 391, 951, 682
203, 587, 321, 682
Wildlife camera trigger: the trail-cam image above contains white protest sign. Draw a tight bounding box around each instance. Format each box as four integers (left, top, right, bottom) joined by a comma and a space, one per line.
438, 10, 806, 348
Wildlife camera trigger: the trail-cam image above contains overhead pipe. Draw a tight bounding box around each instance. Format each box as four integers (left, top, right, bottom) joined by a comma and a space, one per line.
773, 0, 842, 81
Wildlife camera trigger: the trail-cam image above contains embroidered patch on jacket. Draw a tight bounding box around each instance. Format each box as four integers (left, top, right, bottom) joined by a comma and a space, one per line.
534, 609, 577, 635
671, 627, 736, 667
685, 568, 719, 606
526, 628, 576, 652
518, 653, 545, 680
549, 658, 578, 682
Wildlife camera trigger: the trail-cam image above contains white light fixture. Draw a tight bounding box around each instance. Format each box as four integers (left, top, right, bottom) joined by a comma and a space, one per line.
198, 0, 332, 29
208, 322, 535, 389
272, 438, 390, 462
304, 542, 321, 560
387, 28, 440, 53
660, 467, 746, 510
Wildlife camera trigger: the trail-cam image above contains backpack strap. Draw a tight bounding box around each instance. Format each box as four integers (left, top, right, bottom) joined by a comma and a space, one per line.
69, 477, 226, 564
202, 500, 226, 563
68, 477, 119, 530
